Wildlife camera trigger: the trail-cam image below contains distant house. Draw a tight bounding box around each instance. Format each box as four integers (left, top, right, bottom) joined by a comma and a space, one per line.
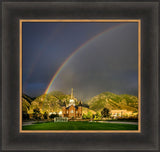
62, 88, 82, 119
110, 110, 133, 117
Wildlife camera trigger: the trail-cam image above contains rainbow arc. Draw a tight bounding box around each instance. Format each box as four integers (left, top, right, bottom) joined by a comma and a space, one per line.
44, 23, 127, 94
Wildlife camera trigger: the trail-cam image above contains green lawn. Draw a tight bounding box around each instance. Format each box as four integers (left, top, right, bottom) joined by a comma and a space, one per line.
22, 121, 138, 130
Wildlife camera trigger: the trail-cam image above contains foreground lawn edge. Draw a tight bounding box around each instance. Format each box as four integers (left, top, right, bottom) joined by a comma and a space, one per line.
22, 121, 138, 130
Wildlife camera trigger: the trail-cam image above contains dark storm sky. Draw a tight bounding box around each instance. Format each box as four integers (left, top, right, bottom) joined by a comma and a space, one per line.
22, 22, 138, 101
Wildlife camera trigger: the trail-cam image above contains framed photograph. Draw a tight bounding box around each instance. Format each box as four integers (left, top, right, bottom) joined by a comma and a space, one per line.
1, 0, 159, 151
20, 19, 141, 133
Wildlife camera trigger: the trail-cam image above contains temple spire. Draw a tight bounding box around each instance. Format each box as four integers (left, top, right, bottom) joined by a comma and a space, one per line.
69, 88, 75, 106
71, 88, 73, 99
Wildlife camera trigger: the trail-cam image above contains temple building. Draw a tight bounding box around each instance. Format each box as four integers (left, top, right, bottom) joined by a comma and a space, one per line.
62, 88, 82, 119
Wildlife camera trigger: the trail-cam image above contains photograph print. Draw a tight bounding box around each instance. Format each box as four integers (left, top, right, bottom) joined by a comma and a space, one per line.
20, 20, 140, 132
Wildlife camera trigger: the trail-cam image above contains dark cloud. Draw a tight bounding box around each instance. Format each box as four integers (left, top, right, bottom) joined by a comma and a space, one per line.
50, 23, 138, 101
22, 22, 138, 101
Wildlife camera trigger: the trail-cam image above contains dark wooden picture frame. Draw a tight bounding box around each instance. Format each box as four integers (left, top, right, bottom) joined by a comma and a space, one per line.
1, 0, 159, 151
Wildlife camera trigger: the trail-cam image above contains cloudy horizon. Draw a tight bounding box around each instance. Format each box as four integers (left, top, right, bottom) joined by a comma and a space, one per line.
22, 22, 138, 101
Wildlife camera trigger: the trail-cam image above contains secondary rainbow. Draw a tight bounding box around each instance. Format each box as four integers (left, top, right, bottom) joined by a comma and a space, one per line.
44, 23, 126, 94
23, 25, 65, 88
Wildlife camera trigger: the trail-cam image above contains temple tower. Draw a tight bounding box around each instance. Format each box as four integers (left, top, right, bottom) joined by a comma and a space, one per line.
69, 88, 75, 106
71, 88, 73, 99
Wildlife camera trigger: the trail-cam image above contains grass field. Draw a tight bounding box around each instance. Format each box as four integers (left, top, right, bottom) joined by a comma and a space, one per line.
22, 121, 138, 130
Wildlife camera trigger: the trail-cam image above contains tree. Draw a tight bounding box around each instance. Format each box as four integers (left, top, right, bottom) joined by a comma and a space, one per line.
49, 113, 59, 119
86, 111, 92, 119
22, 112, 29, 120
33, 107, 40, 113
93, 112, 102, 120
43, 112, 48, 119
101, 108, 110, 118
22, 98, 30, 120
33, 107, 42, 120
82, 114, 87, 119
95, 112, 101, 118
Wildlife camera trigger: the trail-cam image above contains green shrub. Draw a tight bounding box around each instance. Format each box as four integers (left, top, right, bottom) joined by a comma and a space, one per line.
49, 113, 59, 119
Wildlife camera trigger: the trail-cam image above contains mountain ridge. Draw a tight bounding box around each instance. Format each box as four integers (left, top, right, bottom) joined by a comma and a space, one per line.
87, 92, 138, 112
23, 91, 138, 114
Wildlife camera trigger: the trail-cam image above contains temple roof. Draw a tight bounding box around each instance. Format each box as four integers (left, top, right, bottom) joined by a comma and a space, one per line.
78, 101, 83, 106
66, 105, 78, 110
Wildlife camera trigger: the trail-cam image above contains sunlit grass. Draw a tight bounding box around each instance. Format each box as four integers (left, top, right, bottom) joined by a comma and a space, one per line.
22, 121, 138, 130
